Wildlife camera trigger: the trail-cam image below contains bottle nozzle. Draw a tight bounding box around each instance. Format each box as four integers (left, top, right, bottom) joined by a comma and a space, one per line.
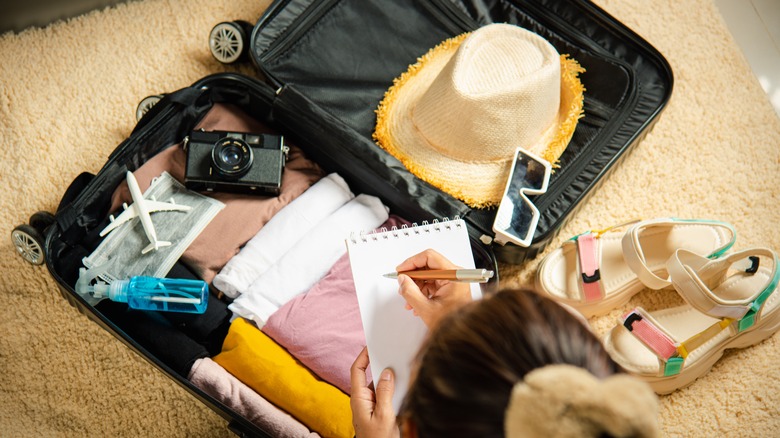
75, 265, 115, 305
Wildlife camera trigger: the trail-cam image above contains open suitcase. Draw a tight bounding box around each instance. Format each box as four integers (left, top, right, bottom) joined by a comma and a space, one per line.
15, 0, 671, 436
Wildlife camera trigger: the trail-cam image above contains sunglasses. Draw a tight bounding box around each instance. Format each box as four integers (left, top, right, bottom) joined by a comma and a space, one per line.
492, 147, 552, 247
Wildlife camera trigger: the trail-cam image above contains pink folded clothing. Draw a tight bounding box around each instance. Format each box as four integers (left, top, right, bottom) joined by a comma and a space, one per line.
108, 103, 324, 283
188, 358, 320, 438
262, 215, 410, 395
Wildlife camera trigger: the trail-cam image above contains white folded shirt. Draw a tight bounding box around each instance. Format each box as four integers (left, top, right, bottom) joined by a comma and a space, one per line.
228, 194, 389, 327
213, 173, 354, 298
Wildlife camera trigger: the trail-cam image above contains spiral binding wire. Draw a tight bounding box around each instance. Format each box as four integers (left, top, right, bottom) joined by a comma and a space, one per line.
348, 216, 462, 244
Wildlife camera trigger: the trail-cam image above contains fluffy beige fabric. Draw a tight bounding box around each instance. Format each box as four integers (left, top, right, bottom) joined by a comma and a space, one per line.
505, 365, 659, 437
0, 0, 777, 436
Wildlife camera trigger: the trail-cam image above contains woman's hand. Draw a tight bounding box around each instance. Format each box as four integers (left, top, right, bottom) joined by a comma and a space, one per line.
396, 249, 473, 327
350, 347, 400, 438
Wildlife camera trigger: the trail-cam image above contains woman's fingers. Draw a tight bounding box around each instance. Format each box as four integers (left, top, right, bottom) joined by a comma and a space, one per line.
398, 275, 429, 310
350, 346, 370, 390
395, 248, 460, 272
373, 368, 396, 418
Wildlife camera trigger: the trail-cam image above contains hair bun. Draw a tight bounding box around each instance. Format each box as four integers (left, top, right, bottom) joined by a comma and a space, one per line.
505, 365, 659, 438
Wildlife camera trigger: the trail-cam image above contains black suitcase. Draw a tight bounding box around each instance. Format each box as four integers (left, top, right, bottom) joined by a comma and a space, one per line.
20, 0, 671, 436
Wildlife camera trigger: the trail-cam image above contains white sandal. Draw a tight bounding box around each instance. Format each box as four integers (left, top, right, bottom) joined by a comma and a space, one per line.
535, 218, 736, 317
603, 247, 780, 394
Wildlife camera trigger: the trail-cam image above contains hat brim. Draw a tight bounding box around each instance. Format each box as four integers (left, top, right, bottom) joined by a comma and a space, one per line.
374, 31, 585, 209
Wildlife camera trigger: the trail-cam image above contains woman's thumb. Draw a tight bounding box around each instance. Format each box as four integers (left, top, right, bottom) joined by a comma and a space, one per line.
375, 368, 396, 414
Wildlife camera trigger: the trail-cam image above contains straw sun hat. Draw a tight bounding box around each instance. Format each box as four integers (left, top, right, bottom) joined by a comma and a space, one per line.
374, 23, 585, 208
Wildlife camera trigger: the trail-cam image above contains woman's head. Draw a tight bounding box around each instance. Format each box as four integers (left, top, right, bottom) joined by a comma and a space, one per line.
399, 288, 623, 437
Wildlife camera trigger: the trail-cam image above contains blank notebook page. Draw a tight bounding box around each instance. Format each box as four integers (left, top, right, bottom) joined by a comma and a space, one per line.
346, 218, 481, 412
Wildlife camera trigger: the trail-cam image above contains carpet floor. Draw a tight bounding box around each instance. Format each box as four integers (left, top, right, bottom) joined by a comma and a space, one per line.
1, 0, 778, 436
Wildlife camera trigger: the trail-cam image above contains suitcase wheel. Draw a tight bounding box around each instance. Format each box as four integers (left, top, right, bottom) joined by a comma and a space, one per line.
135, 94, 164, 121
11, 224, 45, 265
29, 210, 55, 234
11, 210, 54, 265
209, 21, 251, 64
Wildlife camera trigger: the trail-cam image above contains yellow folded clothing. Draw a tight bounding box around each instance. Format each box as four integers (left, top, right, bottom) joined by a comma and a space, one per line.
214, 317, 354, 438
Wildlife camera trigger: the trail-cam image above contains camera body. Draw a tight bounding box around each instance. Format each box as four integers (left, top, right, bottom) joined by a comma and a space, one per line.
183, 130, 288, 196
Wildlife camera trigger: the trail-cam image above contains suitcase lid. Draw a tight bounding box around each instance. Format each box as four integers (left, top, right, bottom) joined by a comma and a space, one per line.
248, 0, 673, 262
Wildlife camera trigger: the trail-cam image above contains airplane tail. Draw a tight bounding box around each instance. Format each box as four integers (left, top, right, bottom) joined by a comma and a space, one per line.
142, 241, 171, 254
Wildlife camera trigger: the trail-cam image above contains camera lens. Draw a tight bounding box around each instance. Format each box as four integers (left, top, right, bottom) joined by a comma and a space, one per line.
211, 138, 253, 179
220, 145, 243, 166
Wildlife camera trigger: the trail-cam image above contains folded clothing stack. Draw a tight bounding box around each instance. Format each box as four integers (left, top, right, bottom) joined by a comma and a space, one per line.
214, 318, 354, 438
227, 193, 389, 327
263, 215, 410, 394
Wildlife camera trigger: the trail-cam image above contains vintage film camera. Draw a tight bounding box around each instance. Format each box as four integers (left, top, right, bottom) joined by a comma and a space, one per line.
183, 130, 288, 195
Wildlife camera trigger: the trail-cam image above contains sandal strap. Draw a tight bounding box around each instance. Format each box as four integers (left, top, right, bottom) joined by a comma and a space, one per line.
677, 317, 735, 357
621, 218, 737, 290
574, 232, 604, 302
738, 253, 780, 332
621, 218, 679, 290
622, 309, 678, 360
569, 219, 640, 303
622, 308, 736, 377
667, 248, 778, 320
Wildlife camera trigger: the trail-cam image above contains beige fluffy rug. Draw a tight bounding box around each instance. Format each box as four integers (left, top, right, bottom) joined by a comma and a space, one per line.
1, 0, 778, 436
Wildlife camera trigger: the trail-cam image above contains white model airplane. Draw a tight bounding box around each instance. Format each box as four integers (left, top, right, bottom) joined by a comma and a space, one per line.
100, 171, 191, 254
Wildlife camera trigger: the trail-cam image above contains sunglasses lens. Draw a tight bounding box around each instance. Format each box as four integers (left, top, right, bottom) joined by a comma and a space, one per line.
523, 156, 548, 190
492, 149, 551, 247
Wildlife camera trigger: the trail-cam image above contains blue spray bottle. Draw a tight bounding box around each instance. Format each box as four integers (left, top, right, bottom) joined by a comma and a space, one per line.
76, 266, 208, 314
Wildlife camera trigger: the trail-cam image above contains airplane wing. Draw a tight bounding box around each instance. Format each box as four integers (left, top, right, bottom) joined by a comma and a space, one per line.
144, 199, 192, 213
99, 206, 138, 236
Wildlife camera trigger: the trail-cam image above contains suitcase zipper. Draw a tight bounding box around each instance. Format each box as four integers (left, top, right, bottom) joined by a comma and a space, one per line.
510, 0, 659, 59
425, 0, 480, 33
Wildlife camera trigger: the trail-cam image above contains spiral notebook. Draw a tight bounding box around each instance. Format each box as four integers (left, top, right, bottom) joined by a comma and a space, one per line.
346, 218, 482, 412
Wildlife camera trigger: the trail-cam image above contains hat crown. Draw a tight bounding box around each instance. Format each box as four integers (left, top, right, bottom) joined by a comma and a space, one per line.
411, 24, 561, 163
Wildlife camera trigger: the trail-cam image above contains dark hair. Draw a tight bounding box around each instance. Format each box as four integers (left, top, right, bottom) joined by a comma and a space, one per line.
399, 288, 621, 438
